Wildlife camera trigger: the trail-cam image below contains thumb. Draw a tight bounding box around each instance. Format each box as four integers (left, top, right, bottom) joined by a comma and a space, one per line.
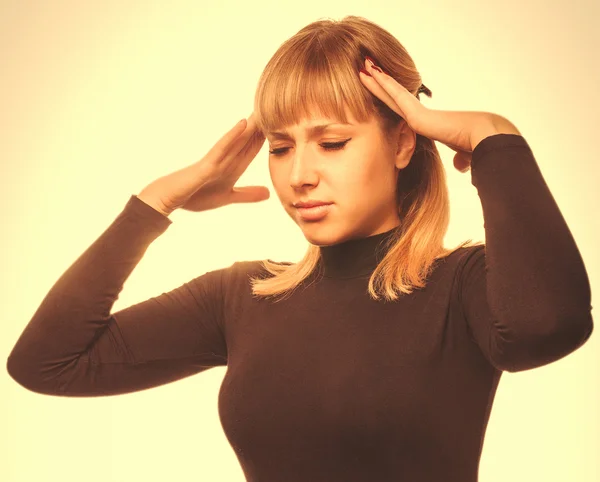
230, 186, 271, 204
453, 151, 472, 173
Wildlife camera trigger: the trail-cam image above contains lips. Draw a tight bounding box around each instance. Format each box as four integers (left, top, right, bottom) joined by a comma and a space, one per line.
294, 201, 332, 208
296, 203, 332, 221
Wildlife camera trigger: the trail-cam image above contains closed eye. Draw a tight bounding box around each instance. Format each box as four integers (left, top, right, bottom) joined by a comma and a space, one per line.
268, 139, 351, 157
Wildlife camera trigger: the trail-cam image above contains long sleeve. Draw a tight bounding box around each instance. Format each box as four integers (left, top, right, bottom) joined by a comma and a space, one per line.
458, 133, 593, 372
6, 195, 228, 397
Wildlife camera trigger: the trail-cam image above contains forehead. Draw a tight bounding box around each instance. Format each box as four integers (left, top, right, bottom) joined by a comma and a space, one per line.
264, 103, 364, 140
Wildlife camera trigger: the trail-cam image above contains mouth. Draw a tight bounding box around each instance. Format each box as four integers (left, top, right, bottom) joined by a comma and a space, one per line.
295, 203, 333, 221
293, 202, 333, 209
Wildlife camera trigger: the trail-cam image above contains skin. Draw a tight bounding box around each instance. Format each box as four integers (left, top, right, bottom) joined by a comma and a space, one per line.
265, 106, 417, 247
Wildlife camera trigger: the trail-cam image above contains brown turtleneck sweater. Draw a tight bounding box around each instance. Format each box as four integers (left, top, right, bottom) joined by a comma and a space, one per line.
6, 133, 593, 481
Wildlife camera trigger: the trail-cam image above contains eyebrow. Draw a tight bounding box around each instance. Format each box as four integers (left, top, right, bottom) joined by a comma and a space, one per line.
266, 123, 352, 140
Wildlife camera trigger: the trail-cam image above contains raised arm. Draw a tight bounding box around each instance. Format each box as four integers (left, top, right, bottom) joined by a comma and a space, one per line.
459, 134, 593, 372
6, 195, 228, 396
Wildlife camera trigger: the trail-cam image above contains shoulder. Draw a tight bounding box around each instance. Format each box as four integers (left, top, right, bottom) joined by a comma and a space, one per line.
433, 244, 486, 283
437, 243, 485, 268
459, 244, 486, 259
453, 244, 487, 286
224, 258, 293, 281
233, 258, 293, 270
454, 243, 486, 268
216, 259, 293, 306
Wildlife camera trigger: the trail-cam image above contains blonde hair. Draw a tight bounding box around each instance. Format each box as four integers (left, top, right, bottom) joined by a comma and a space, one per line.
248, 15, 483, 303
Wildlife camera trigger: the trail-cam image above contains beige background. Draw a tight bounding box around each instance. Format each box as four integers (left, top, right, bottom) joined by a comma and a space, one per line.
2, 1, 598, 481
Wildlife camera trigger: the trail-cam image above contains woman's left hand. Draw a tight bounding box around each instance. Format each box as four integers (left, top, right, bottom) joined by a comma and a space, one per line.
359, 56, 521, 173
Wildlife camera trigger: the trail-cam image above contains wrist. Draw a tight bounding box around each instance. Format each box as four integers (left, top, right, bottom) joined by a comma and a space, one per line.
136, 191, 173, 217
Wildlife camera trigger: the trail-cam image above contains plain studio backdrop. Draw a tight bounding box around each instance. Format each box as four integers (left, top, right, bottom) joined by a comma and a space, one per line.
1, 1, 598, 481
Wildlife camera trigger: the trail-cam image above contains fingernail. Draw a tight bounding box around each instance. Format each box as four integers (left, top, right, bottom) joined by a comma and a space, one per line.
365, 56, 388, 75
359, 68, 372, 77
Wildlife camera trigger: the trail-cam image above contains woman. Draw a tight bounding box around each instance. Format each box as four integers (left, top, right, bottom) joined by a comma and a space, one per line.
6, 15, 593, 482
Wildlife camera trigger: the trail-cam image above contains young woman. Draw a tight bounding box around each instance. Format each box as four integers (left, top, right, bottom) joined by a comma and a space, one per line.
7, 15, 593, 482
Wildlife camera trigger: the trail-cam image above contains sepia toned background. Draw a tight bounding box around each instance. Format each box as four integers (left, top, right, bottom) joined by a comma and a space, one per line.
1, 1, 598, 481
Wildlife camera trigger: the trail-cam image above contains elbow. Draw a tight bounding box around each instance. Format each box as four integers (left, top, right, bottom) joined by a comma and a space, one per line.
491, 312, 594, 373
6, 354, 62, 396
6, 354, 36, 392
6, 354, 41, 393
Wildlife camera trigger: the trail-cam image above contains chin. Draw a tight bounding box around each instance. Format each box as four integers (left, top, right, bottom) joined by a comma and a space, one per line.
299, 228, 344, 247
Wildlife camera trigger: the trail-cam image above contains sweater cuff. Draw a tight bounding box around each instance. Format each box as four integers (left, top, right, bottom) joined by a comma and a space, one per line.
123, 194, 173, 231
471, 133, 530, 164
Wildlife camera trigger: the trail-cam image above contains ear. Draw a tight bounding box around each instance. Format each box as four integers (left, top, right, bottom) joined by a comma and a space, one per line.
393, 120, 417, 171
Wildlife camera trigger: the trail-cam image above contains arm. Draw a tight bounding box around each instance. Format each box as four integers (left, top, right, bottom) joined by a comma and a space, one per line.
6, 195, 228, 396
459, 134, 593, 372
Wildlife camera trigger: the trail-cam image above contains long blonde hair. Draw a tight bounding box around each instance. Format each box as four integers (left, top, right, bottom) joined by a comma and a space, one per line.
248, 15, 483, 303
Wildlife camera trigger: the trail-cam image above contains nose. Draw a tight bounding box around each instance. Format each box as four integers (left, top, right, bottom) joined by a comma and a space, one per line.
288, 145, 319, 189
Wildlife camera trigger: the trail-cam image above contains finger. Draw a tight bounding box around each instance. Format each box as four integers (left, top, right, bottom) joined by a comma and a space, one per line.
205, 112, 262, 163
229, 129, 267, 179
209, 118, 249, 159
230, 185, 271, 204
365, 66, 426, 126
453, 151, 472, 173
359, 70, 403, 118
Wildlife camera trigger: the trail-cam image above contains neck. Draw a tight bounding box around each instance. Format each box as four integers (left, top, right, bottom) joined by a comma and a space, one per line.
317, 226, 401, 279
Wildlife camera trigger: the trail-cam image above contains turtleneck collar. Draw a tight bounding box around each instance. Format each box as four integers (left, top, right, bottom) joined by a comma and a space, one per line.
317, 225, 401, 279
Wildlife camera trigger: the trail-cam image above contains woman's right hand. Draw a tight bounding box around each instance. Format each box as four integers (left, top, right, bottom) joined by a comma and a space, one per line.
137, 112, 270, 216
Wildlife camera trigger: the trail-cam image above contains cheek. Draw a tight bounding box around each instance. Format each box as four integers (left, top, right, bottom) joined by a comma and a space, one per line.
341, 163, 380, 192
343, 167, 396, 213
